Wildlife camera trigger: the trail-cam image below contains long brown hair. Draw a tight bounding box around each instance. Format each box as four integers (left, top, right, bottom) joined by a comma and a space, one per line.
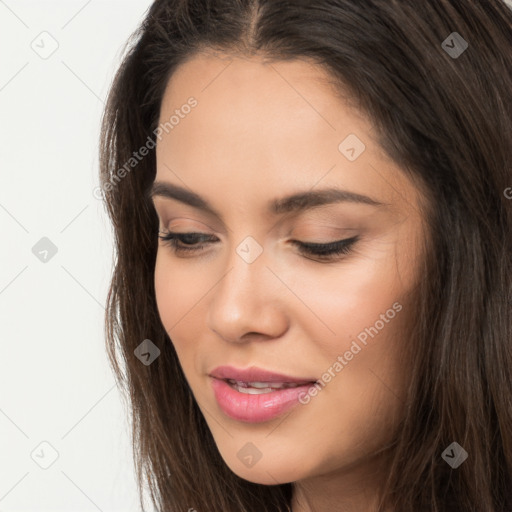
98, 1, 512, 510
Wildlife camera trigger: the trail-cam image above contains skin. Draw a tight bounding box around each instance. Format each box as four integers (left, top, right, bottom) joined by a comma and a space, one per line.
152, 51, 427, 512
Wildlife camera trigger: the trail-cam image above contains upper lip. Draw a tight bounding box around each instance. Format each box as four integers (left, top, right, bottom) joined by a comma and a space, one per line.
209, 365, 318, 384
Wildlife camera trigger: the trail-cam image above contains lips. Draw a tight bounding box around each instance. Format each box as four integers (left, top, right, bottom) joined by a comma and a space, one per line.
210, 377, 318, 423
209, 365, 318, 386
208, 365, 319, 422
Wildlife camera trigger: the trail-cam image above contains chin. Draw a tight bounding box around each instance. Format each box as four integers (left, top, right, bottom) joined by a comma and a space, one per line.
229, 463, 297, 485
217, 449, 310, 485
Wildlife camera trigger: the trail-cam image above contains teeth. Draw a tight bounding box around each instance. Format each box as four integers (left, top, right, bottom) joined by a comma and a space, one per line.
227, 379, 308, 392
235, 385, 274, 394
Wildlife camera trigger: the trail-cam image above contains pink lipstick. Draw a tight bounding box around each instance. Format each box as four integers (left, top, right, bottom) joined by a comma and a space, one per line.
209, 365, 318, 423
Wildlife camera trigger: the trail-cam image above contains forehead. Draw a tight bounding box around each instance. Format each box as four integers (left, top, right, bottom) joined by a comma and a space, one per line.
160, 51, 346, 114
154, 53, 418, 221
156, 52, 372, 162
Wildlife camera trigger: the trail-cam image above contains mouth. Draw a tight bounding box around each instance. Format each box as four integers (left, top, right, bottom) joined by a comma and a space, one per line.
209, 372, 319, 423
208, 365, 319, 422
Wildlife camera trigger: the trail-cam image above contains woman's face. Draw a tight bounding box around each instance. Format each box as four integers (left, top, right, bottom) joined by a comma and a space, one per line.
152, 52, 425, 488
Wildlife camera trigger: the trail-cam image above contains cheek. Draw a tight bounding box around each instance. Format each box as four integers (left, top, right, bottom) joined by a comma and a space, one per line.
287, 236, 409, 347
154, 253, 179, 328
153, 253, 204, 353
287, 240, 411, 439
153, 256, 206, 400
154, 251, 207, 323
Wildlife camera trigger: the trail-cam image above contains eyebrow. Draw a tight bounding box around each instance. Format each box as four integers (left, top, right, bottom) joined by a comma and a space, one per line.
147, 181, 386, 218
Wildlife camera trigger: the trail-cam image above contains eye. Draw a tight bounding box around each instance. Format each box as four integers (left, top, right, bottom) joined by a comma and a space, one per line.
289, 236, 359, 260
157, 230, 359, 261
158, 231, 217, 253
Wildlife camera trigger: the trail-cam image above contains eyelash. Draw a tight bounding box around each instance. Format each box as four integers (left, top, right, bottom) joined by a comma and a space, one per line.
157, 231, 359, 261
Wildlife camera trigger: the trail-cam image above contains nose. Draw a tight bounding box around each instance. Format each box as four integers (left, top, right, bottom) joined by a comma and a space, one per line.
206, 240, 289, 344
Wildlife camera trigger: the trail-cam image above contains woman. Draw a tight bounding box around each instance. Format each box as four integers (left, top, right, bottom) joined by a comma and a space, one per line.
98, 1, 512, 510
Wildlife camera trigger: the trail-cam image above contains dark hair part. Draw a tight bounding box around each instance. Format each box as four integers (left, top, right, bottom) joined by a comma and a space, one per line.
99, 1, 512, 510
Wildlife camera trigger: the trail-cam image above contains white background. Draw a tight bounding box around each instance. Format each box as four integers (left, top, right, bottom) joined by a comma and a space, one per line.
0, 2, 154, 511
1, 1, 511, 511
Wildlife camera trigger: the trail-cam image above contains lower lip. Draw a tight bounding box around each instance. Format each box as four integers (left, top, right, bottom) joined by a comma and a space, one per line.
210, 377, 317, 423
